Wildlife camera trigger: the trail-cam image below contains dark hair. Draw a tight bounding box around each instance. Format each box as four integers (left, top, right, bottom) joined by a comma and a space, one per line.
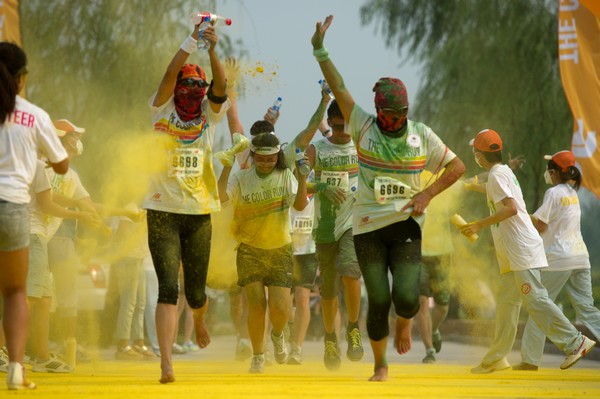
548, 160, 582, 191
481, 150, 503, 164
327, 99, 343, 120
250, 120, 275, 136
251, 133, 287, 170
0, 42, 27, 125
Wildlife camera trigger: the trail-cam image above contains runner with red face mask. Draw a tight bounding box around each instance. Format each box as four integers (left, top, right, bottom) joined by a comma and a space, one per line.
310, 15, 466, 382
143, 21, 230, 385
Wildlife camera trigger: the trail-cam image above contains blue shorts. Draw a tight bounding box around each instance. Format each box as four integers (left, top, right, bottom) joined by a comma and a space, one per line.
0, 200, 30, 251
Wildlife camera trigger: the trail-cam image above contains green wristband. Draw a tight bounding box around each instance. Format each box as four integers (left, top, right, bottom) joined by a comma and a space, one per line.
313, 47, 330, 62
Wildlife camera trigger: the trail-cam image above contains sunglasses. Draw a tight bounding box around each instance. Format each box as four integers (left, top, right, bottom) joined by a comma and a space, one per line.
179, 78, 208, 88
377, 107, 408, 115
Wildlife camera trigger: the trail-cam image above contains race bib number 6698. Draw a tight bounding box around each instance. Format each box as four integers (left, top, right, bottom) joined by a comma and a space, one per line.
169, 148, 203, 178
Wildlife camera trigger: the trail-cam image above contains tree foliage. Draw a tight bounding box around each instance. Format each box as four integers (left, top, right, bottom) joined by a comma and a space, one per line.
19, 0, 245, 195
360, 0, 572, 207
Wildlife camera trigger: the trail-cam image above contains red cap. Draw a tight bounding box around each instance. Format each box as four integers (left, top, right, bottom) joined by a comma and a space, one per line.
177, 64, 207, 82
469, 129, 503, 152
544, 150, 575, 172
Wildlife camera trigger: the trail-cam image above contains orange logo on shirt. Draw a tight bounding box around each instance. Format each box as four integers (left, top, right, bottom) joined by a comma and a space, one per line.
521, 283, 532, 295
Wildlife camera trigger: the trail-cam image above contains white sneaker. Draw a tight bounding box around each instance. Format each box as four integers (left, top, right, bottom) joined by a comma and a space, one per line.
271, 330, 289, 364
249, 354, 265, 374
171, 343, 187, 354
560, 336, 596, 370
470, 357, 510, 374
31, 353, 74, 373
7, 362, 36, 390
0, 347, 8, 372
235, 338, 252, 361
182, 341, 200, 352
287, 345, 302, 365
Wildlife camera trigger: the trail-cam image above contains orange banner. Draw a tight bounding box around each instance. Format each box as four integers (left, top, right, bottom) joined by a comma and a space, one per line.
559, 0, 600, 199
0, 0, 21, 44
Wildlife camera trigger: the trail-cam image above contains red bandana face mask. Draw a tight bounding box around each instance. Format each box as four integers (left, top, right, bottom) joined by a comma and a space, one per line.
174, 65, 208, 121
174, 81, 207, 121
376, 110, 407, 133
373, 77, 409, 134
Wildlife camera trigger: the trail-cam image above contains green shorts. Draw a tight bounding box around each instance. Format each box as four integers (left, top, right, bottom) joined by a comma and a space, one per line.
237, 243, 293, 288
419, 254, 451, 305
292, 253, 319, 289
315, 229, 361, 299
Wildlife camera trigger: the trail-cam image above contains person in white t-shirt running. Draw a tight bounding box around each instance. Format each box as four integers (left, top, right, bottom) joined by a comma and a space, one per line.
310, 16, 466, 382
0, 42, 69, 390
513, 150, 600, 371
460, 130, 596, 373
142, 22, 229, 384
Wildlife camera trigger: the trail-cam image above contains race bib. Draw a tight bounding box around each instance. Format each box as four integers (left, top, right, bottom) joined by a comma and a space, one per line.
374, 176, 412, 204
169, 148, 203, 178
321, 170, 349, 192
293, 216, 313, 233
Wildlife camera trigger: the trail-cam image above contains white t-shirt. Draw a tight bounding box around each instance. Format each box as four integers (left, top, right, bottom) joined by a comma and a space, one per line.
0, 96, 68, 204
348, 105, 456, 235
142, 95, 230, 215
290, 195, 316, 255
533, 183, 590, 271
486, 164, 547, 274
29, 160, 53, 237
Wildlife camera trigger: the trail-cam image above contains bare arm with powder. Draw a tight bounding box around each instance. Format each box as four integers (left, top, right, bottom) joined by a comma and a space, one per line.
311, 15, 355, 123
401, 157, 466, 215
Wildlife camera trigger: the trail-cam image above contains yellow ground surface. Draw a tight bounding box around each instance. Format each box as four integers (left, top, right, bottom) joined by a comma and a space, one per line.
12, 336, 600, 399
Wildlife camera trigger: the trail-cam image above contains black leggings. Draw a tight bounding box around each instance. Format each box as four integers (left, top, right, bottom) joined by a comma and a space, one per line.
353, 218, 422, 341
147, 210, 211, 308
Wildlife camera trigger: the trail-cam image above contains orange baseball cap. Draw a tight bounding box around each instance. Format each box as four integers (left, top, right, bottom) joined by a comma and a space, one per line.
469, 129, 503, 152
544, 150, 575, 172
178, 64, 207, 82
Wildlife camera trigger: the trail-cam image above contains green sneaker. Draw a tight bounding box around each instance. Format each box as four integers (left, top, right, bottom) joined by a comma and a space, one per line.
432, 330, 442, 353
345, 328, 364, 361
323, 336, 341, 370
422, 348, 436, 364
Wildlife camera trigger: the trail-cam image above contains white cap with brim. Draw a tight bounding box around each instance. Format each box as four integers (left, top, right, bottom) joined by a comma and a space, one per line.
251, 144, 280, 155
53, 119, 86, 137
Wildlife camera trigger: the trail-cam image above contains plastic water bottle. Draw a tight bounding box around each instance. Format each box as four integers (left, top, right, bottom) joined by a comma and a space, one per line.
266, 97, 282, 120
189, 12, 232, 51
295, 148, 311, 176
319, 79, 333, 98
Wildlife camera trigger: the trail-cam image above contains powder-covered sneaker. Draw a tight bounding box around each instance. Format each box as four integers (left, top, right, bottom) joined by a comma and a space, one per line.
115, 345, 144, 361
422, 348, 436, 364
512, 362, 538, 371
132, 344, 158, 360
470, 357, 510, 374
249, 354, 265, 374
7, 362, 36, 390
345, 327, 364, 361
171, 343, 187, 355
287, 345, 302, 365
235, 337, 252, 361
182, 341, 200, 352
432, 330, 442, 353
271, 330, 289, 364
31, 353, 73, 373
560, 336, 596, 370
323, 336, 341, 371
0, 347, 8, 373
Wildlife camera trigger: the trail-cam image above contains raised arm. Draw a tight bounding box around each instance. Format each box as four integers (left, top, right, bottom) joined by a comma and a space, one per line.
293, 90, 331, 151
311, 15, 355, 123
153, 25, 201, 107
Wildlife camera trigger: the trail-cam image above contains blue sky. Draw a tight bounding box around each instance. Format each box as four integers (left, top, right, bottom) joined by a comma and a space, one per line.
211, 0, 421, 143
